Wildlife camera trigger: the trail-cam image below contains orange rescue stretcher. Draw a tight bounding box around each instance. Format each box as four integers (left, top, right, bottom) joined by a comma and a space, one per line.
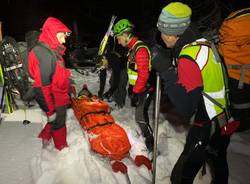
72, 95, 131, 160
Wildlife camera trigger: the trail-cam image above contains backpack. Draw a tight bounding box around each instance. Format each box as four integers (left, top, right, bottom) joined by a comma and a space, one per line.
2, 31, 57, 102
218, 8, 250, 88
21, 30, 57, 76
0, 36, 31, 102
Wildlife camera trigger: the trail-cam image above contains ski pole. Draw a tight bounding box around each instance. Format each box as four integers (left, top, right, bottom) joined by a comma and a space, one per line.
152, 73, 161, 184
23, 102, 31, 125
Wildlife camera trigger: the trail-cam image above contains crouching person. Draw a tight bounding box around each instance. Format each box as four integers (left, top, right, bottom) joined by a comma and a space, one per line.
28, 17, 72, 151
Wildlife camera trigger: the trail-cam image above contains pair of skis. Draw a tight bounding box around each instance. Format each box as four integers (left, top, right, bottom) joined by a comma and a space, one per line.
95, 15, 117, 71
98, 15, 117, 56
0, 58, 16, 113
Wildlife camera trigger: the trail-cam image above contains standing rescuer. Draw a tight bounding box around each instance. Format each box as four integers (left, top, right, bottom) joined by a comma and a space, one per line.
28, 17, 72, 151
152, 2, 238, 183
102, 42, 128, 109
113, 19, 154, 152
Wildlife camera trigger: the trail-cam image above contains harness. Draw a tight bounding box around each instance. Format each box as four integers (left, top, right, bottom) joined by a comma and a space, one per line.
127, 40, 151, 70
127, 40, 151, 86
181, 39, 238, 136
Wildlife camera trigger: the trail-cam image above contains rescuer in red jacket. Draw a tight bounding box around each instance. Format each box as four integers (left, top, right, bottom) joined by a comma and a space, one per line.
28, 17, 72, 151
113, 19, 154, 152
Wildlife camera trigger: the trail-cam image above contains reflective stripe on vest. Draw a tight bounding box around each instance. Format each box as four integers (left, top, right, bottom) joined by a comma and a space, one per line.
127, 70, 138, 85
179, 38, 226, 120
127, 41, 151, 86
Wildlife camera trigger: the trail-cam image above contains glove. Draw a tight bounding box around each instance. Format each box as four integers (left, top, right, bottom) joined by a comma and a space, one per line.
131, 92, 139, 107
22, 87, 36, 102
151, 44, 173, 73
220, 118, 240, 136
134, 155, 152, 170
111, 161, 128, 174
159, 68, 178, 91
54, 106, 67, 129
96, 55, 108, 70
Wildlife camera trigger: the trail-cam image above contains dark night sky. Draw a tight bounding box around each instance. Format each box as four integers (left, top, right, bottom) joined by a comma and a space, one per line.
1, 0, 159, 38
0, 0, 249, 46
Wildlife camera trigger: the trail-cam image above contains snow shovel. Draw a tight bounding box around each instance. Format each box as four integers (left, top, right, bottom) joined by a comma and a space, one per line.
152, 73, 161, 184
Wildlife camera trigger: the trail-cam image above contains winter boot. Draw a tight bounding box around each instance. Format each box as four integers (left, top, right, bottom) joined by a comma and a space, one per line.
137, 122, 154, 152
51, 126, 68, 151
145, 134, 154, 152
38, 123, 52, 148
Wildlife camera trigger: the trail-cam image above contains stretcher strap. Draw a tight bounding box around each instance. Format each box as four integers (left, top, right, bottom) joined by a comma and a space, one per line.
86, 121, 113, 131
80, 110, 110, 121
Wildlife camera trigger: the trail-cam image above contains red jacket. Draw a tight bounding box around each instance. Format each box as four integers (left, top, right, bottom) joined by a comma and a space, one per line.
28, 17, 71, 109
127, 37, 150, 93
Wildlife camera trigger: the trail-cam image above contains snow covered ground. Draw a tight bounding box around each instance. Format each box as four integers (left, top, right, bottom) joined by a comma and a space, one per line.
0, 69, 250, 184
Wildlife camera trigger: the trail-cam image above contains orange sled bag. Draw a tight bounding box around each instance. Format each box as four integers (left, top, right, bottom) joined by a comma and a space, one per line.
218, 8, 250, 88
72, 96, 131, 160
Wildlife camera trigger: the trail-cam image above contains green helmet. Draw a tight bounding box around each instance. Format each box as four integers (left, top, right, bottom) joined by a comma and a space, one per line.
113, 19, 134, 36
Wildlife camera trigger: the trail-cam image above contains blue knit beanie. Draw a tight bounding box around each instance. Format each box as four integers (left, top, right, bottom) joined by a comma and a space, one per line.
157, 2, 192, 36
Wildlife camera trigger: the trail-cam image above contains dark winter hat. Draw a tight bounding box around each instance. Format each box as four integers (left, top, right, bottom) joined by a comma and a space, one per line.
157, 2, 192, 36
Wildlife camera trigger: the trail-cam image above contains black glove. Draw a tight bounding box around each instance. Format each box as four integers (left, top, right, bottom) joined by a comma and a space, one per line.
151, 44, 173, 73
53, 106, 67, 130
131, 92, 139, 107
22, 87, 36, 102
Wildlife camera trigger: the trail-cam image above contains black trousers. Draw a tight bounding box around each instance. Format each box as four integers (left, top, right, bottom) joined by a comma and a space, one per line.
133, 88, 154, 151
112, 68, 128, 107
98, 69, 107, 97
228, 78, 250, 131
171, 121, 230, 184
